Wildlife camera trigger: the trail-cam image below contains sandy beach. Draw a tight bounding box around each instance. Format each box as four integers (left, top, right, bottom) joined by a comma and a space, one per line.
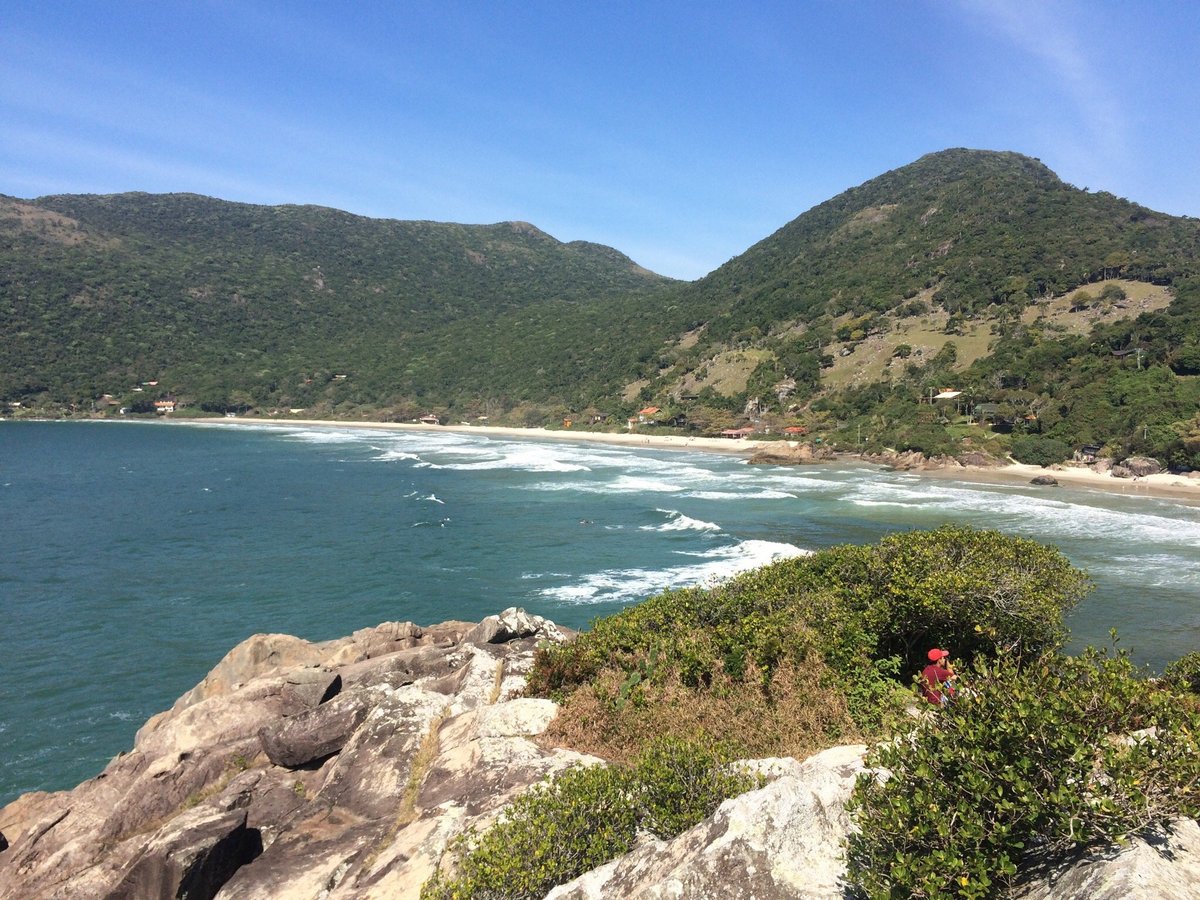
178, 417, 1200, 505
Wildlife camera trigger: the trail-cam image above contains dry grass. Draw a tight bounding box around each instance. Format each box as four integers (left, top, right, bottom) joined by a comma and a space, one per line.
488, 659, 505, 705
539, 658, 858, 765
669, 280, 1174, 401
676, 349, 772, 398
1020, 279, 1171, 335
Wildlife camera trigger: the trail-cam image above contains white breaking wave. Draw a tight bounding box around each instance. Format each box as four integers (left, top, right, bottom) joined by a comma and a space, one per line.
686, 489, 797, 500
423, 444, 591, 473
847, 476, 1200, 550
373, 449, 420, 461
540, 539, 809, 605
606, 476, 685, 493
640, 509, 723, 533
278, 428, 378, 445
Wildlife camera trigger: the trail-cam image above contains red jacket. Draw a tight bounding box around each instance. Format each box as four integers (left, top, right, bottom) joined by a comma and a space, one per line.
921, 662, 955, 704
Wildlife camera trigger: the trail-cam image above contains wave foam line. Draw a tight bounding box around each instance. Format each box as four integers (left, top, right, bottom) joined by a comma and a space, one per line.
640, 509, 723, 533
540, 539, 808, 605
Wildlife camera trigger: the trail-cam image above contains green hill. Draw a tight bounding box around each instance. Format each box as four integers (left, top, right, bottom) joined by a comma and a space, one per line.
4, 149, 1200, 465
0, 192, 679, 417
635, 149, 1200, 465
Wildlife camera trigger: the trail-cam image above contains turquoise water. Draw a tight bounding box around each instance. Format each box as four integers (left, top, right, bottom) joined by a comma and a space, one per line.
2, 420, 1198, 804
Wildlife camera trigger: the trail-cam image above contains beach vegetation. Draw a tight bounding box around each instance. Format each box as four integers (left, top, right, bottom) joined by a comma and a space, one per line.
1009, 434, 1071, 466
1163, 651, 1200, 694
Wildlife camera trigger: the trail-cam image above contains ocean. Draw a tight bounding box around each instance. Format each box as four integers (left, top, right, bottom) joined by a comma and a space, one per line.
2, 419, 1198, 805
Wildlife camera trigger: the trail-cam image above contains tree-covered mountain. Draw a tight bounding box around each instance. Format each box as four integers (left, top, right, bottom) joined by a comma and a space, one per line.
0, 192, 681, 417
4, 149, 1200, 466
638, 149, 1200, 466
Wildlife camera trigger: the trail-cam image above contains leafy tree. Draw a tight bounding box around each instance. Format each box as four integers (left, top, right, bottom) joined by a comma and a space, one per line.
1009, 434, 1070, 466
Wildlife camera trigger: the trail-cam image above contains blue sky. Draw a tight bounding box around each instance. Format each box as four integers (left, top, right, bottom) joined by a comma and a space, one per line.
2, 1, 1198, 280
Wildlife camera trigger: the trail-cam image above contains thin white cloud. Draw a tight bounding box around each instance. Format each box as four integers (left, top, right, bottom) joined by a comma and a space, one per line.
954, 0, 1127, 164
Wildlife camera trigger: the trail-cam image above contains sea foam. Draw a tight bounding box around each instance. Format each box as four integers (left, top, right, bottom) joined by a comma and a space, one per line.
540, 538, 808, 605
640, 509, 723, 533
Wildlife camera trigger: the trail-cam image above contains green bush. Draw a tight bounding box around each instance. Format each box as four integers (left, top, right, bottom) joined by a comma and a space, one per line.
1009, 434, 1071, 466
845, 647, 1200, 899
420, 763, 638, 900
1163, 651, 1200, 693
421, 737, 761, 900
529, 527, 1091, 739
631, 736, 764, 838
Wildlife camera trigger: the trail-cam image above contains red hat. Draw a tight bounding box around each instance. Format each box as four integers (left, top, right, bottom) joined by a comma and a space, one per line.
927, 648, 950, 662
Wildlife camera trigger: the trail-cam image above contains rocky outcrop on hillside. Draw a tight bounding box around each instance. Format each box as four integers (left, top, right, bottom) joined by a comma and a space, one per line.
3, 609, 1199, 899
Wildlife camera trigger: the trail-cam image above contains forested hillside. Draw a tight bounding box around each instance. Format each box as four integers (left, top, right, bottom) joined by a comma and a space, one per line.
4, 149, 1200, 466
639, 149, 1200, 467
0, 193, 680, 418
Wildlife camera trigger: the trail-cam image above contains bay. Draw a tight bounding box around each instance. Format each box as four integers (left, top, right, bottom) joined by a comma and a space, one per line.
2, 419, 1198, 805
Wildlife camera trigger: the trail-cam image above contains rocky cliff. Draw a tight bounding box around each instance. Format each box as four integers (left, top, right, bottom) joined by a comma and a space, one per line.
2, 610, 1197, 899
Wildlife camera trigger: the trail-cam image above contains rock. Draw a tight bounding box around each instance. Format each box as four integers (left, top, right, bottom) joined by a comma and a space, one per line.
0, 608, 579, 900
1112, 464, 1134, 479
1091, 457, 1115, 474
464, 606, 567, 645
1030, 474, 1059, 486
958, 450, 1005, 468
859, 449, 929, 471
1121, 456, 1162, 477
166, 633, 326, 714
547, 744, 868, 900
106, 806, 262, 900
747, 443, 836, 466
258, 692, 370, 768
1013, 818, 1200, 900
279, 668, 341, 716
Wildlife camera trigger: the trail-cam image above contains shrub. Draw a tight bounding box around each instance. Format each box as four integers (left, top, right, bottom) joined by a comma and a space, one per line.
529, 527, 1091, 751
1163, 651, 1200, 694
631, 736, 764, 837
845, 646, 1200, 899
1009, 434, 1071, 466
420, 762, 635, 900
421, 737, 761, 899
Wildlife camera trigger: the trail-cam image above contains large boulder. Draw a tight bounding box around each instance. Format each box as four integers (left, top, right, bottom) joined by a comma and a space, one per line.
1121, 456, 1163, 477
1013, 818, 1200, 900
547, 744, 868, 899
257, 692, 370, 768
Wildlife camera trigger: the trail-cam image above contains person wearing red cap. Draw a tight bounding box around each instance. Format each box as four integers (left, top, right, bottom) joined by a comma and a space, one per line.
921, 648, 956, 705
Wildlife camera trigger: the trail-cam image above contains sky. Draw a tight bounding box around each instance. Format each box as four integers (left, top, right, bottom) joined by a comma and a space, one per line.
2, 1, 1198, 281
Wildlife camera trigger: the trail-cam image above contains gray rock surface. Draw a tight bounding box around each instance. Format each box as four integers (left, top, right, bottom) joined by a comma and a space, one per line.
1013, 818, 1200, 900
1121, 455, 1163, 477
546, 744, 868, 900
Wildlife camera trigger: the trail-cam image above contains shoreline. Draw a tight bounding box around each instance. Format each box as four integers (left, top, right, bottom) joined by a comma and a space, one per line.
173, 416, 1200, 504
